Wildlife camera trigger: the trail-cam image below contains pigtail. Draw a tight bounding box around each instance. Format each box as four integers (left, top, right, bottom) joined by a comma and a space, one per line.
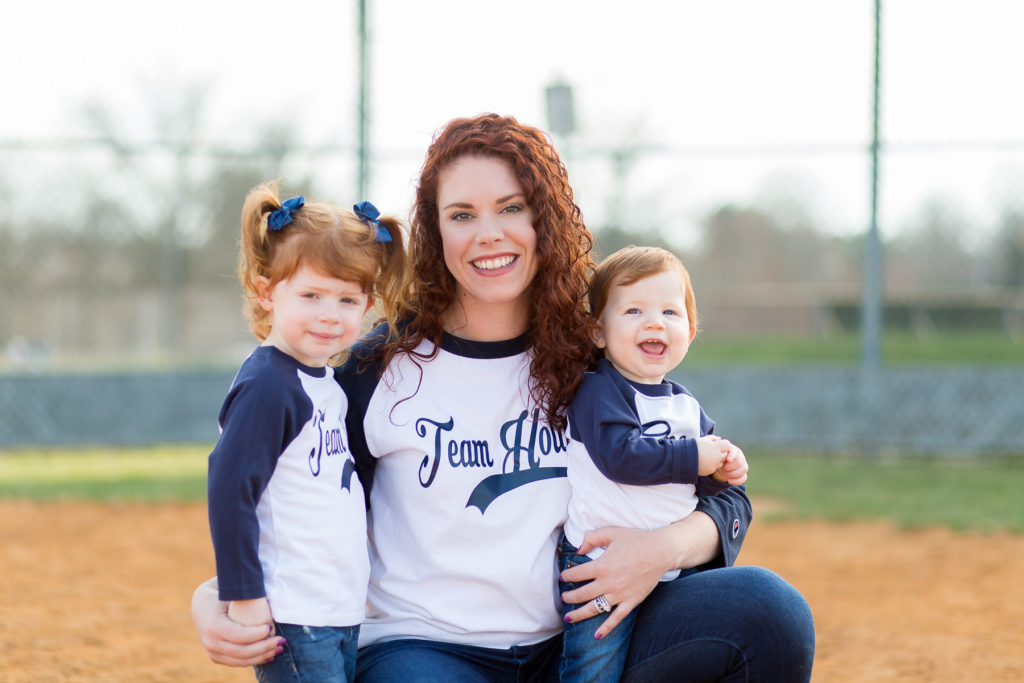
238, 181, 282, 340
372, 216, 410, 334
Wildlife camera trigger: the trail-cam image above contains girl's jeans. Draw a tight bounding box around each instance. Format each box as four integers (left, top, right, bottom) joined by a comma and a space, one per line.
256, 622, 359, 683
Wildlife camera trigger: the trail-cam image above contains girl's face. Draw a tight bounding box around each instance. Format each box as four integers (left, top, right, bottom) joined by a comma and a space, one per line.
436, 155, 539, 325
258, 265, 371, 367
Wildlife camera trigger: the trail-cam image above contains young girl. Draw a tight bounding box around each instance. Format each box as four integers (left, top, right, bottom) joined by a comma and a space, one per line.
559, 246, 749, 682
206, 181, 405, 682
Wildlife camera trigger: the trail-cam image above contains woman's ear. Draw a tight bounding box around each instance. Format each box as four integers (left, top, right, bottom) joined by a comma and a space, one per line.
256, 276, 274, 312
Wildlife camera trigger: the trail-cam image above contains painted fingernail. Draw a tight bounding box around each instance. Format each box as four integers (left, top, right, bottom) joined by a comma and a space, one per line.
278, 638, 287, 646
275, 646, 284, 655
564, 615, 572, 623
595, 633, 604, 640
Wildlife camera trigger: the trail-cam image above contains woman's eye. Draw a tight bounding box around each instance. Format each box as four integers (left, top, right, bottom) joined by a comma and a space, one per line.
451, 211, 471, 222
500, 204, 522, 214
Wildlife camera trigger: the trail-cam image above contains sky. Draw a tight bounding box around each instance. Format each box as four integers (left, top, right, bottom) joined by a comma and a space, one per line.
4, 0, 1023, 247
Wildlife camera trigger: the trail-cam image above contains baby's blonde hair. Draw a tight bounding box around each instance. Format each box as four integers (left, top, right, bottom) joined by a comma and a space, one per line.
589, 245, 698, 338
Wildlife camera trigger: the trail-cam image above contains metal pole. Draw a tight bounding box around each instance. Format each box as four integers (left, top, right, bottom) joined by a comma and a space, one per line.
356, 0, 369, 200
862, 0, 883, 375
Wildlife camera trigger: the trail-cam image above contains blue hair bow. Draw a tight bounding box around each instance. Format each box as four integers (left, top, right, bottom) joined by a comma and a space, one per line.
268, 195, 306, 231
354, 201, 392, 243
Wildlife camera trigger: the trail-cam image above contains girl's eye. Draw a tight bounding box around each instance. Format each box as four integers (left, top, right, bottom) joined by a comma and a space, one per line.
302, 293, 319, 300
341, 297, 359, 305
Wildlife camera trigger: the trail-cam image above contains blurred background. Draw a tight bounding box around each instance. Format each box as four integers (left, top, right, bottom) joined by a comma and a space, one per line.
2, 0, 1022, 455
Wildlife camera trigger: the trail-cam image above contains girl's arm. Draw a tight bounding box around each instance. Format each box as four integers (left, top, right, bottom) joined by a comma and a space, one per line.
560, 485, 751, 638
191, 578, 283, 667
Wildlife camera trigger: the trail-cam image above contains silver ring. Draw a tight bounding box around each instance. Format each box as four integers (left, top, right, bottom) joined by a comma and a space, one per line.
593, 595, 612, 613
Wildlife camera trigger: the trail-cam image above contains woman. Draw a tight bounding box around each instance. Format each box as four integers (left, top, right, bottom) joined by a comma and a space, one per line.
193, 113, 815, 681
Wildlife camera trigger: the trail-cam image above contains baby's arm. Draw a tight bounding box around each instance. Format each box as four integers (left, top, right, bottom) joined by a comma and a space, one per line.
228, 597, 274, 629
696, 435, 731, 476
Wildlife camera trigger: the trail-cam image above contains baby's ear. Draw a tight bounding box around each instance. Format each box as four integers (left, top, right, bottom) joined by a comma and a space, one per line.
590, 322, 607, 349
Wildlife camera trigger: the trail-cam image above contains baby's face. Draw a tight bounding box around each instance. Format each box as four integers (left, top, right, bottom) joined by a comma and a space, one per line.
593, 269, 694, 384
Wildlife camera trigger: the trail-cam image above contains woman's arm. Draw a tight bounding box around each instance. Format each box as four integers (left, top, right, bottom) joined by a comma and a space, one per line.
191, 578, 283, 667
560, 485, 752, 638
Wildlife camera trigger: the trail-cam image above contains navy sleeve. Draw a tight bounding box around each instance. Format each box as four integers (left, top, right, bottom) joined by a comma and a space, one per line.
694, 484, 752, 568
334, 326, 389, 506
207, 369, 309, 601
568, 371, 701, 486
696, 475, 731, 497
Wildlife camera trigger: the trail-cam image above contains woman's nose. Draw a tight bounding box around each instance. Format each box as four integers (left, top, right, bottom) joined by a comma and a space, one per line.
475, 215, 504, 244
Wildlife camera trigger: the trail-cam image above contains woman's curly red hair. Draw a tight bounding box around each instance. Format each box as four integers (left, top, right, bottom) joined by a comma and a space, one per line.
378, 113, 595, 431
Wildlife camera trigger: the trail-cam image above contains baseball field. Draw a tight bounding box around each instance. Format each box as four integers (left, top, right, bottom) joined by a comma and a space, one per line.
1, 447, 1021, 682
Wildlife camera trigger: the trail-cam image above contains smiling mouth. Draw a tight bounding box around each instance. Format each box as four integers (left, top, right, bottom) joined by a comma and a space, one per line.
472, 255, 517, 271
639, 340, 667, 356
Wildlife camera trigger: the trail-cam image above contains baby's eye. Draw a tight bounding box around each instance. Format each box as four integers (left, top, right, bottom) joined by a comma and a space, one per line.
625, 308, 641, 315
664, 309, 679, 316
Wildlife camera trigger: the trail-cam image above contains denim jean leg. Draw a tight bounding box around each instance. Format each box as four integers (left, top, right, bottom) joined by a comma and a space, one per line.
558, 533, 636, 683
623, 566, 815, 683
256, 622, 360, 683
355, 636, 560, 683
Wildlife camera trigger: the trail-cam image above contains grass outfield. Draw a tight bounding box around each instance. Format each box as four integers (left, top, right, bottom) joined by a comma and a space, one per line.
1, 445, 1021, 532
687, 331, 1024, 366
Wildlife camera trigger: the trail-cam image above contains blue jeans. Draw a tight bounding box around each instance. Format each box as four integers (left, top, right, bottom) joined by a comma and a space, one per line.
558, 533, 637, 682
356, 636, 560, 683
256, 622, 360, 683
355, 563, 814, 683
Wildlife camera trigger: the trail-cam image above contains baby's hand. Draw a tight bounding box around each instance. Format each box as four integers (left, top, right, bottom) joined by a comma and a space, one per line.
696, 435, 731, 476
712, 442, 749, 486
228, 597, 274, 629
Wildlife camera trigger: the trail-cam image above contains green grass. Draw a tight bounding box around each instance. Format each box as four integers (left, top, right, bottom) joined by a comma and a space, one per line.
688, 331, 1024, 367
0, 444, 209, 502
748, 453, 1024, 532
2, 445, 1022, 533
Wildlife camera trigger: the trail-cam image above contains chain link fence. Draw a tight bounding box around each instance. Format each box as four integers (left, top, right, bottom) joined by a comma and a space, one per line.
1, 132, 1023, 453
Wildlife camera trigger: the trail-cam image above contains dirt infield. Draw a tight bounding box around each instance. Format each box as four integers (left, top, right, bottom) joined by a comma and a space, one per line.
1, 500, 1021, 682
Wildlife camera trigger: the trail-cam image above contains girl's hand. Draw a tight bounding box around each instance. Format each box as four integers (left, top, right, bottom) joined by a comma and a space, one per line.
191, 579, 284, 667
559, 526, 675, 639
228, 597, 273, 629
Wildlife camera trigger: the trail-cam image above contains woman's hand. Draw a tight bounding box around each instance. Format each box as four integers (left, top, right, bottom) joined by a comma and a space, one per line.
559, 511, 721, 639
191, 578, 284, 667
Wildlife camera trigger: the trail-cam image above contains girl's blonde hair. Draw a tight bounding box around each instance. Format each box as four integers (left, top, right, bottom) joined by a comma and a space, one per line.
589, 246, 699, 338
238, 181, 407, 357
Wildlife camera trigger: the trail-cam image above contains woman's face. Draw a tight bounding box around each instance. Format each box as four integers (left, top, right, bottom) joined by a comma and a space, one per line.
436, 155, 539, 320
